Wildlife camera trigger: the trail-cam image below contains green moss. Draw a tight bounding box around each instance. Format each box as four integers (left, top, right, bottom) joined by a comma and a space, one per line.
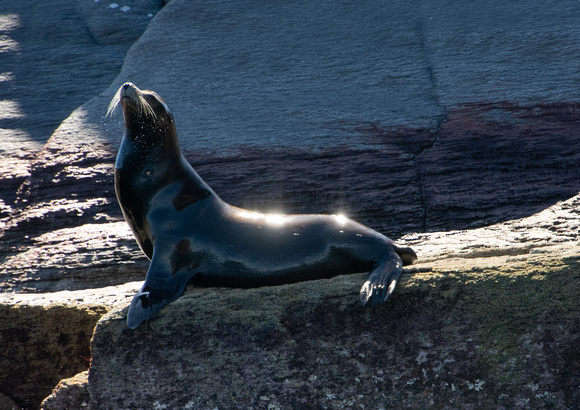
407, 252, 579, 352
400, 251, 580, 405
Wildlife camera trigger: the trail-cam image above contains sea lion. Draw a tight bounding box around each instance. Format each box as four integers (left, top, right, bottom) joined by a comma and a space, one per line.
108, 82, 417, 329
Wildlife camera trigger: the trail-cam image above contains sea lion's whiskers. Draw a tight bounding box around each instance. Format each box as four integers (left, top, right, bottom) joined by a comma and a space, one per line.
137, 93, 157, 119
106, 84, 157, 119
106, 90, 121, 117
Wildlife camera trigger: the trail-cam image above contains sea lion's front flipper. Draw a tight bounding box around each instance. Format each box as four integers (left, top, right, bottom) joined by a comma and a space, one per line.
359, 252, 403, 306
127, 249, 191, 329
127, 283, 187, 329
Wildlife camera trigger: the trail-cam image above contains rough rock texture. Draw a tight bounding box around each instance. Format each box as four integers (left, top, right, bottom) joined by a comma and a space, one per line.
20, 194, 574, 409
0, 282, 138, 410
2, 0, 580, 293
39, 371, 90, 410
89, 241, 580, 409
0, 302, 101, 409
0, 393, 21, 410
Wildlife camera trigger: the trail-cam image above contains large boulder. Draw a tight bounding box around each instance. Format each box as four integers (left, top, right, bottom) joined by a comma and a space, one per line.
3, 0, 580, 293
39, 371, 89, 410
86, 195, 580, 409
88, 247, 580, 408
0, 283, 138, 409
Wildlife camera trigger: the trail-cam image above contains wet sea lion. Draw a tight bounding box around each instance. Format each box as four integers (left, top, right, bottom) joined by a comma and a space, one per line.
108, 82, 417, 329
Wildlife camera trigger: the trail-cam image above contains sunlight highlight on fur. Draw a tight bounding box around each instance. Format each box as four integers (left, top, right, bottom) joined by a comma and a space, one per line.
265, 213, 286, 226
237, 210, 286, 226
334, 213, 348, 225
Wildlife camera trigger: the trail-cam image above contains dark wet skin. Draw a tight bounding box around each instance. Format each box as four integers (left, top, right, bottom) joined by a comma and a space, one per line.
111, 83, 417, 329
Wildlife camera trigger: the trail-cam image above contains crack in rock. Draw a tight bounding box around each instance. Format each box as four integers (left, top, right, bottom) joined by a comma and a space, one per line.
414, 10, 450, 232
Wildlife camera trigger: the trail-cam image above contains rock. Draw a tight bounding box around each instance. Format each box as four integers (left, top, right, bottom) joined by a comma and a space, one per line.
77, 0, 163, 45
0, 282, 138, 409
4, 194, 578, 409
3, 0, 580, 293
2, 0, 580, 407
87, 195, 580, 408
0, 194, 572, 409
405, 193, 580, 262
89, 238, 580, 408
39, 371, 89, 410
0, 393, 21, 410
419, 103, 580, 232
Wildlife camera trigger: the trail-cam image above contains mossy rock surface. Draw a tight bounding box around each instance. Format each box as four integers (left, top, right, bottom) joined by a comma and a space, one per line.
89, 244, 580, 409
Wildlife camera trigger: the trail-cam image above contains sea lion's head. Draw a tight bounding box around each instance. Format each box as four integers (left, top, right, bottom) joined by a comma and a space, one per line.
107, 82, 176, 147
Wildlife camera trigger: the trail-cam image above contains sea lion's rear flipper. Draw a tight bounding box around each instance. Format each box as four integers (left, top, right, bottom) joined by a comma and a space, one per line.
359, 252, 403, 306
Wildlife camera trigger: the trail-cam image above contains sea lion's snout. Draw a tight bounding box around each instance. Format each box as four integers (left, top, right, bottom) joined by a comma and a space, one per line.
107, 82, 156, 119
120, 82, 138, 101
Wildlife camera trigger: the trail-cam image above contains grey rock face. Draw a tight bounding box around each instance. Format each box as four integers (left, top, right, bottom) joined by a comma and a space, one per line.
78, 0, 163, 45
88, 231, 580, 408
40, 371, 90, 410
3, 0, 580, 293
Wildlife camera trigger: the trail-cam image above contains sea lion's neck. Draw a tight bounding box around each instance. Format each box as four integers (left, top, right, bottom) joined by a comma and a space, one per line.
115, 128, 181, 171
115, 128, 219, 206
